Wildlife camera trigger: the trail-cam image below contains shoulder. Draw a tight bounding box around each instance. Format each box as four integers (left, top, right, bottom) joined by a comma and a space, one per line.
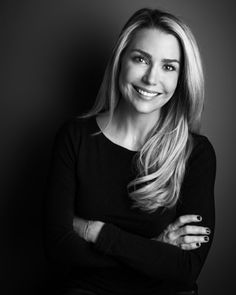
53, 116, 96, 152
190, 133, 216, 162
186, 133, 217, 175
56, 115, 96, 139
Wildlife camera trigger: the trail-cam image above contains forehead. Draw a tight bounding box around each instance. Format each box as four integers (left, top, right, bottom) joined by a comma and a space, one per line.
127, 28, 181, 60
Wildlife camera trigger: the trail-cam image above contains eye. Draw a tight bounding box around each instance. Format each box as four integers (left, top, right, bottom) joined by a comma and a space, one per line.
163, 64, 176, 72
133, 55, 149, 65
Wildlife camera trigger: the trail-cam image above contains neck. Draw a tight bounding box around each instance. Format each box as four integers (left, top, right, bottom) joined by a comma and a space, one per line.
112, 99, 160, 148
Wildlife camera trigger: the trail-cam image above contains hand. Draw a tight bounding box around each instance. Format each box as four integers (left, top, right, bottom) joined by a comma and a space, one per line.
153, 215, 211, 250
73, 216, 105, 243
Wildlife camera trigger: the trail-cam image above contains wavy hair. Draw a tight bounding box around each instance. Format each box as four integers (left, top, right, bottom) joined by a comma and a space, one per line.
82, 8, 204, 213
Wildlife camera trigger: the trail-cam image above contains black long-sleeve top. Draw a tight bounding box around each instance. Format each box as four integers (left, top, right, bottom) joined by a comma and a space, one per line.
44, 116, 216, 295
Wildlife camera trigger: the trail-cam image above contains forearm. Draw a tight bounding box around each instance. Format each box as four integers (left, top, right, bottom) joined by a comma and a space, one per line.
44, 224, 119, 268
92, 222, 209, 284
74, 212, 212, 283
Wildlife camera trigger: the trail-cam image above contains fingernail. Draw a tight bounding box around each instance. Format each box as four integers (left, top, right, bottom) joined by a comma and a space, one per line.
196, 243, 201, 247
204, 236, 209, 242
206, 228, 211, 234
197, 215, 202, 221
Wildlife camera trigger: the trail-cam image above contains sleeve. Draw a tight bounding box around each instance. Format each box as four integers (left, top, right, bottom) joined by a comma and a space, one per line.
43, 119, 118, 268
94, 136, 216, 285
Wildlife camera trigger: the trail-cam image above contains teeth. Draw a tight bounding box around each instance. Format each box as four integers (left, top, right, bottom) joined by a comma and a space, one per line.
135, 87, 158, 97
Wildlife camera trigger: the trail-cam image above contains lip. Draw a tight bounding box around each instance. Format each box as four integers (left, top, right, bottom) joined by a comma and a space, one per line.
133, 85, 159, 94
132, 85, 161, 98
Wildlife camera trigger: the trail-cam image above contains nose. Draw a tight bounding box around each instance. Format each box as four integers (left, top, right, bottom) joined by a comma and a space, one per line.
142, 65, 159, 86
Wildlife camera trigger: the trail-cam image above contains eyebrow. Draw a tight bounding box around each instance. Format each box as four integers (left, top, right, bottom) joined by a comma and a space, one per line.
131, 49, 180, 64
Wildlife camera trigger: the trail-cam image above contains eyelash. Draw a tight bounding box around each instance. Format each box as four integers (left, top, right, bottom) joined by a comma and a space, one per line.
133, 56, 176, 72
133, 56, 150, 65
163, 64, 176, 72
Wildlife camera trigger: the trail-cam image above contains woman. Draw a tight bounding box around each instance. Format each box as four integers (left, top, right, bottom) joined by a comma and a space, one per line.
45, 8, 216, 295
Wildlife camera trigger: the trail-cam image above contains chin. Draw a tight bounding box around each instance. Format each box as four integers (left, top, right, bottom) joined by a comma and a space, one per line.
131, 102, 161, 115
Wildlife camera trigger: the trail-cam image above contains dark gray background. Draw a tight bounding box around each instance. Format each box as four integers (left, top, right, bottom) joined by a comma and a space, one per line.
1, 0, 235, 294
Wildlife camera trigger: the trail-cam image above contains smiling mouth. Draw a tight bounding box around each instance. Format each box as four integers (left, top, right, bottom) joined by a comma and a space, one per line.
133, 85, 160, 98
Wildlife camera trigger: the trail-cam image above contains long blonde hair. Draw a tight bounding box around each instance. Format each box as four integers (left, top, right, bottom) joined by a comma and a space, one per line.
82, 8, 204, 213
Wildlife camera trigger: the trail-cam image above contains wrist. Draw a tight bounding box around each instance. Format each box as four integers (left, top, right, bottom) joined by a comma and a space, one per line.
86, 221, 105, 243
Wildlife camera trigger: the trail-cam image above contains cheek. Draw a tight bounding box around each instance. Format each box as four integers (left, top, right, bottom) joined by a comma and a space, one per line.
164, 75, 179, 94
120, 60, 140, 84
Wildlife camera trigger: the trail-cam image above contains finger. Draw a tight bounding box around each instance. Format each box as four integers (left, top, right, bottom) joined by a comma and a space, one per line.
180, 243, 201, 250
177, 225, 211, 236
171, 215, 202, 230
178, 235, 210, 244
168, 225, 210, 242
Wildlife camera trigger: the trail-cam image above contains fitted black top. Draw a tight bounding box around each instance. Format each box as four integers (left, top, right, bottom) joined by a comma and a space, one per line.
44, 116, 216, 295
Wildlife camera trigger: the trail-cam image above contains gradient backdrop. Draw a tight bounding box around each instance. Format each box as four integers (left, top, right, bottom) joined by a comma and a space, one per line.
1, 0, 235, 294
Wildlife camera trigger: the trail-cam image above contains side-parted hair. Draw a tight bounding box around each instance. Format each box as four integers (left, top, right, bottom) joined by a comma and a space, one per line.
82, 8, 204, 213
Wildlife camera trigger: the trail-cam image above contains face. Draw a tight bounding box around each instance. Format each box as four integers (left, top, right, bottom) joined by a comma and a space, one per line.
119, 28, 181, 116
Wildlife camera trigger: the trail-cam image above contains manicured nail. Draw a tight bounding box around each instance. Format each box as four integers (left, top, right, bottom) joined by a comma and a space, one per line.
206, 228, 211, 234
197, 215, 202, 221
196, 243, 201, 247
204, 236, 209, 242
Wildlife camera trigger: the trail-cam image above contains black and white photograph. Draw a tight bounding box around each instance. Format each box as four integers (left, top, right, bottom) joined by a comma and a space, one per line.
1, 1, 235, 294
